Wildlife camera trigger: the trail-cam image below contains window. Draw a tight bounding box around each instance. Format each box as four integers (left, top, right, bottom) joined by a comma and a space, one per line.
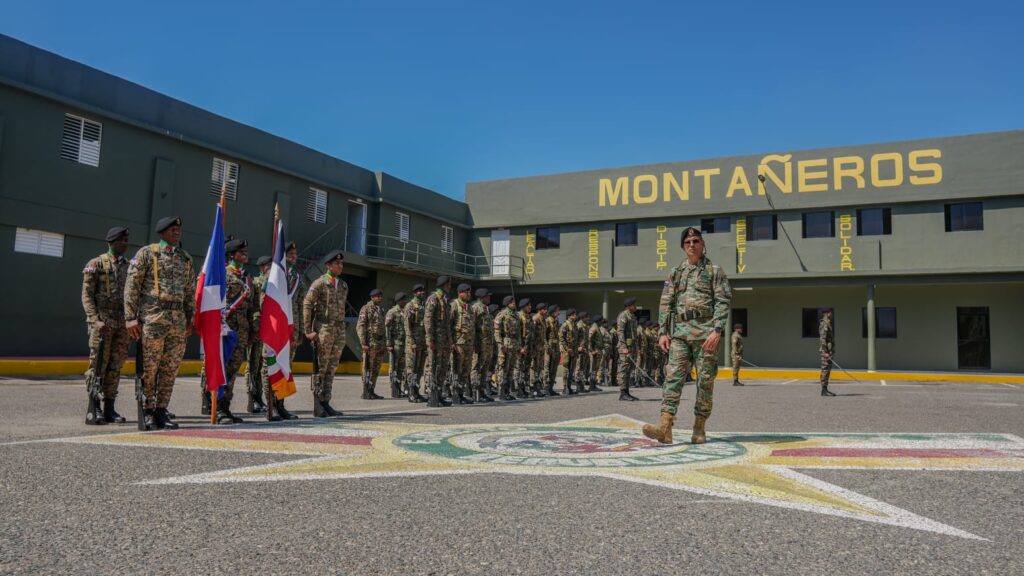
536, 226, 560, 249
857, 207, 892, 236
395, 212, 410, 242
945, 202, 983, 232
731, 308, 748, 336
441, 225, 454, 254
209, 158, 239, 201
747, 215, 778, 241
802, 211, 835, 238
14, 228, 64, 258
306, 187, 328, 224
802, 308, 833, 338
701, 217, 730, 234
957, 307, 990, 370
615, 222, 638, 246
60, 113, 102, 167
862, 307, 897, 338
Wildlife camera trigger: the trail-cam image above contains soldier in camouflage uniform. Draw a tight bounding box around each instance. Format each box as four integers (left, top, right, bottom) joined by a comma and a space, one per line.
449, 283, 477, 404
643, 227, 731, 445
615, 298, 640, 400
558, 308, 579, 394
470, 289, 495, 402
819, 310, 836, 396
273, 241, 305, 419
356, 288, 387, 400
81, 226, 131, 425
213, 238, 256, 424
487, 303, 500, 395
575, 312, 594, 392
423, 276, 453, 406
600, 318, 616, 390
247, 255, 271, 414
402, 284, 429, 403
493, 296, 521, 401
543, 305, 561, 396
385, 291, 408, 399
302, 250, 348, 417
530, 303, 549, 397
513, 298, 534, 399
731, 324, 745, 386
124, 216, 195, 431
587, 316, 608, 394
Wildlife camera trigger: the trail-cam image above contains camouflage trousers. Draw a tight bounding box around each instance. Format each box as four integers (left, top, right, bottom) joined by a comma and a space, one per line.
514, 349, 532, 393
362, 344, 386, 387
617, 348, 636, 392
471, 343, 494, 392
731, 354, 742, 383
530, 347, 546, 392
141, 311, 188, 410
576, 350, 591, 385
591, 352, 606, 386
390, 344, 406, 391
314, 324, 345, 402
452, 345, 473, 394
222, 319, 251, 407
545, 346, 559, 387
405, 341, 426, 393
86, 323, 130, 400
660, 337, 719, 418
560, 348, 576, 389
495, 347, 516, 394
654, 355, 666, 385
425, 341, 452, 396
820, 352, 832, 386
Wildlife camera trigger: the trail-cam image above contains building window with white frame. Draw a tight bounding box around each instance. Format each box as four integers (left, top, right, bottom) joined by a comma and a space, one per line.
209, 157, 239, 201
60, 113, 102, 167
307, 187, 328, 224
395, 212, 410, 243
441, 225, 454, 254
14, 228, 64, 258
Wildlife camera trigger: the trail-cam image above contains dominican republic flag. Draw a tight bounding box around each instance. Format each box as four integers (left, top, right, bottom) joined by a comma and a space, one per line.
259, 220, 297, 399
195, 203, 228, 393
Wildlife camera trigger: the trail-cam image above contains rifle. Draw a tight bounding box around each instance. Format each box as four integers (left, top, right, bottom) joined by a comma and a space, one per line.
247, 342, 260, 409
134, 338, 147, 431
311, 337, 321, 393
625, 352, 660, 387
85, 332, 107, 424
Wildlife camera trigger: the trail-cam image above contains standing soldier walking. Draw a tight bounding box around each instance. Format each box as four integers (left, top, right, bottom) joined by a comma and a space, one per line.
81, 226, 131, 425
470, 289, 495, 402
385, 291, 408, 399
642, 227, 731, 445
493, 296, 520, 401
819, 310, 836, 396
731, 324, 745, 386
616, 298, 640, 401
403, 284, 428, 403
356, 288, 387, 400
558, 309, 579, 394
450, 283, 477, 404
124, 216, 195, 431
302, 250, 348, 417
544, 305, 561, 396
423, 276, 453, 406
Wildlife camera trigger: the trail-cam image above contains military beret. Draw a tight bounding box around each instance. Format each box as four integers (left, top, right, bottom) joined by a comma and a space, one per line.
503, 295, 515, 306
734, 323, 744, 329
394, 291, 407, 302
457, 283, 472, 293
436, 275, 450, 287
225, 238, 247, 253
579, 311, 589, 318
565, 308, 576, 316
549, 304, 559, 312
475, 288, 489, 298
285, 241, 297, 251
412, 283, 426, 292
370, 288, 383, 297
256, 255, 272, 266
681, 226, 703, 245
518, 298, 531, 308
105, 226, 129, 242
624, 297, 637, 307
593, 315, 603, 323
536, 302, 547, 310
155, 216, 181, 233
322, 250, 344, 264
488, 304, 498, 314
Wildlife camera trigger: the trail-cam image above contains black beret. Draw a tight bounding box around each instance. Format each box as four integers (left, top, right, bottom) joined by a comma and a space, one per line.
457, 283, 472, 293
475, 288, 489, 298
579, 311, 590, 318
105, 226, 129, 242
155, 216, 181, 233
503, 295, 515, 306
734, 323, 744, 329
565, 308, 576, 316
536, 302, 547, 310
225, 238, 247, 253
518, 298, 531, 308
394, 291, 407, 302
285, 241, 297, 251
681, 226, 703, 245
548, 304, 559, 311
256, 255, 272, 266
322, 250, 344, 264
487, 304, 498, 313
593, 315, 603, 323
370, 288, 383, 297
624, 297, 637, 307
436, 275, 450, 287
412, 284, 426, 292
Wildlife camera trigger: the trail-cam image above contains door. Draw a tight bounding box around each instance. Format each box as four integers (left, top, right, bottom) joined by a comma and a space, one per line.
956, 307, 990, 370
346, 201, 366, 256
491, 229, 510, 276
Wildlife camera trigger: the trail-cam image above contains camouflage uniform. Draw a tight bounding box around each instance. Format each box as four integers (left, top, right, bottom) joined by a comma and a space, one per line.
356, 299, 387, 395
250, 271, 267, 399
657, 256, 731, 418
819, 316, 833, 386
470, 299, 494, 395
514, 311, 534, 396
588, 322, 606, 387
600, 323, 614, 386
615, 308, 638, 393
636, 324, 648, 384
385, 302, 407, 393
530, 312, 547, 394
544, 314, 560, 390
731, 330, 744, 384
403, 295, 427, 395
575, 318, 591, 387
124, 241, 195, 410
82, 251, 130, 400
450, 298, 475, 398
423, 289, 452, 397
493, 307, 521, 398
221, 262, 256, 407
558, 317, 578, 391
302, 273, 348, 403
652, 326, 666, 385
286, 264, 307, 362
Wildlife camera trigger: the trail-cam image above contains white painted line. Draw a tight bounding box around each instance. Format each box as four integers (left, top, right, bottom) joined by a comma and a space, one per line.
880, 380, 887, 386
780, 378, 801, 385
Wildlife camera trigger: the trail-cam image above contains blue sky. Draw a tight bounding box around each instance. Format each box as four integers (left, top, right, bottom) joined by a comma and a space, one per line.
4, 1, 1022, 199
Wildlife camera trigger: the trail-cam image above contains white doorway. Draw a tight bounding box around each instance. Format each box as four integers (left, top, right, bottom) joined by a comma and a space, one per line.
492, 229, 510, 276
347, 201, 366, 256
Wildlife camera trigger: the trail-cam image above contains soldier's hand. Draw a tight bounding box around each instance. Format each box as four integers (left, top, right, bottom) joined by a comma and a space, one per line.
306, 332, 318, 341
127, 322, 142, 340
362, 345, 370, 353
94, 320, 108, 334
702, 331, 721, 352
659, 335, 670, 354
185, 324, 193, 337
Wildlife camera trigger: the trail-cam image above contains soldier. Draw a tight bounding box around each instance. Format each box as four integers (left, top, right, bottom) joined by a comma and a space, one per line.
403, 284, 428, 403
470, 289, 495, 402
558, 308, 579, 394
385, 291, 408, 399
81, 226, 131, 425
530, 303, 549, 397
213, 238, 256, 424
356, 288, 387, 400
450, 283, 476, 405
544, 305, 561, 396
302, 250, 348, 417
248, 255, 271, 414
487, 302, 500, 396
642, 227, 731, 445
819, 310, 836, 396
576, 312, 594, 392
600, 317, 616, 390
616, 298, 640, 400
588, 315, 609, 396
124, 216, 195, 431
731, 324, 745, 386
276, 241, 304, 419
493, 296, 520, 401
513, 298, 534, 399
423, 275, 453, 406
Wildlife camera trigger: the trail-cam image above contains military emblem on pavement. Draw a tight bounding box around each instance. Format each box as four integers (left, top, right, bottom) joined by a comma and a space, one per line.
58, 414, 1024, 540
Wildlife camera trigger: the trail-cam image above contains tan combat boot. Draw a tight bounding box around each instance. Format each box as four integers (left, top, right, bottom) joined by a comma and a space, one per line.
642, 412, 674, 444
691, 415, 707, 444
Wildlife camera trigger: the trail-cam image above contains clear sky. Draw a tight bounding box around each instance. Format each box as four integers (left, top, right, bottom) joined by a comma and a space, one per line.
4, 1, 1022, 200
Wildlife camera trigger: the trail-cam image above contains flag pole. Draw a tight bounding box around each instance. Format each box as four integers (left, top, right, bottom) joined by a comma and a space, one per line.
212, 181, 227, 425
266, 203, 279, 421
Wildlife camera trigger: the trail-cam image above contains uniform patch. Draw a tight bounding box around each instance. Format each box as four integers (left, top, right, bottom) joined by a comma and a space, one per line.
83, 266, 96, 273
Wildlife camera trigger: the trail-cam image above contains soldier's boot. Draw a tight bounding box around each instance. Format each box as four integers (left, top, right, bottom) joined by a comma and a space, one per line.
217, 405, 244, 425
546, 384, 560, 397
408, 379, 426, 403
589, 378, 601, 392
85, 397, 107, 426
691, 415, 708, 445
360, 378, 373, 400
535, 382, 547, 397
155, 408, 179, 430
619, 390, 639, 402
500, 382, 515, 402
367, 376, 384, 400
313, 399, 327, 418
143, 408, 159, 431
275, 398, 299, 420
514, 382, 528, 400
391, 381, 404, 399
102, 398, 126, 424
820, 384, 836, 397
246, 394, 255, 414
201, 390, 212, 416
733, 380, 744, 387
477, 387, 494, 403
322, 401, 343, 417
642, 412, 674, 444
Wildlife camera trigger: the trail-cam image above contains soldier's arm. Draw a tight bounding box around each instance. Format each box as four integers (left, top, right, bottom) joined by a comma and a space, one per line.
710, 266, 732, 332
183, 254, 197, 326
81, 259, 100, 325
302, 282, 318, 335
123, 248, 148, 326
356, 306, 368, 346
384, 310, 395, 347
657, 271, 676, 339
423, 299, 436, 347
493, 314, 503, 345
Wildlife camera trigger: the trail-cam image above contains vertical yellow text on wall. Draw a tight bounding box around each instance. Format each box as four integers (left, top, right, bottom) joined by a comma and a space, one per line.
735, 219, 747, 274
587, 229, 600, 279
838, 214, 855, 271
655, 226, 668, 269
524, 231, 536, 276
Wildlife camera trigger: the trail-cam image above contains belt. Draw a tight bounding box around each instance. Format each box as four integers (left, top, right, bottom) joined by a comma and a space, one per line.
679, 309, 710, 321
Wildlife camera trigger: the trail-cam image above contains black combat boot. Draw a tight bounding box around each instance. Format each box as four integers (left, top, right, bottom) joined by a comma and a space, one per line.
155, 408, 179, 430
360, 379, 372, 400
85, 397, 107, 426
217, 407, 244, 425
391, 381, 405, 399
590, 379, 602, 392
313, 399, 327, 417
201, 390, 212, 416
102, 399, 126, 424
821, 384, 836, 397
368, 383, 384, 400
322, 401, 343, 417
576, 380, 588, 393
143, 408, 159, 431
546, 385, 560, 397
275, 398, 298, 420
408, 383, 426, 403
619, 390, 639, 402
476, 387, 494, 403
460, 391, 474, 404
733, 380, 745, 387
